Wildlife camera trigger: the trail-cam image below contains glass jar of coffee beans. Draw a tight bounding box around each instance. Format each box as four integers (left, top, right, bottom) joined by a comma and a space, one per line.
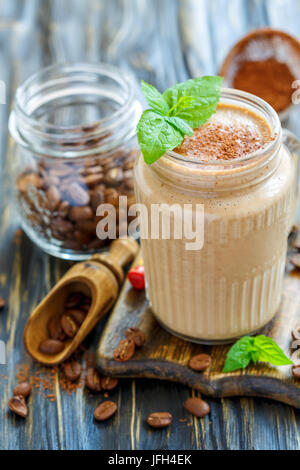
9, 63, 142, 259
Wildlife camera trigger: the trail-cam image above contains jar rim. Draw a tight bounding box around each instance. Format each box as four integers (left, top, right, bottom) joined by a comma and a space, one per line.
164, 88, 281, 169
9, 62, 142, 158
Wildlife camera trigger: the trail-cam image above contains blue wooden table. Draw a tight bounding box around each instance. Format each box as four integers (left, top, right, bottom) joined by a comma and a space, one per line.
1, 0, 300, 450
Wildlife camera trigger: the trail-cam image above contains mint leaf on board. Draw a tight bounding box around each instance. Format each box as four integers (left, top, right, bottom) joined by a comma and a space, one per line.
136, 110, 185, 164
141, 80, 169, 115
137, 76, 223, 164
223, 335, 292, 373
253, 335, 293, 366
223, 336, 255, 373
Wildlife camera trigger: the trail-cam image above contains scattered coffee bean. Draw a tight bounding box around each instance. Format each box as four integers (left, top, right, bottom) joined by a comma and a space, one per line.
69, 206, 93, 222
8, 395, 28, 418
46, 185, 61, 211
13, 382, 31, 398
125, 327, 145, 348
48, 316, 66, 341
68, 309, 86, 326
290, 254, 300, 269
292, 325, 300, 341
100, 377, 119, 391
39, 339, 65, 355
64, 182, 90, 206
292, 365, 300, 379
61, 314, 78, 338
0, 297, 5, 310
147, 412, 172, 429
113, 339, 135, 362
63, 361, 82, 382
189, 354, 211, 372
94, 401, 117, 421
184, 397, 210, 418
85, 367, 101, 392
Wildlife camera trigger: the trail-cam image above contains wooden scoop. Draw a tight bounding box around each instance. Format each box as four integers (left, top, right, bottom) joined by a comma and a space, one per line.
24, 237, 138, 365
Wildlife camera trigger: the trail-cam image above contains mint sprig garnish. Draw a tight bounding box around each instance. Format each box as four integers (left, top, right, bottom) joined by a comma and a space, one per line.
137, 76, 223, 164
223, 335, 293, 373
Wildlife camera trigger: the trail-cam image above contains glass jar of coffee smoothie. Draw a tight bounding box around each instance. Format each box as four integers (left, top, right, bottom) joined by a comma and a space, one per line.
134, 89, 298, 344
9, 63, 142, 260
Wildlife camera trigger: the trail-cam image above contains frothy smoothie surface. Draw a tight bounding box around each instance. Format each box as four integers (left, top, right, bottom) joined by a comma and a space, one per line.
175, 103, 273, 161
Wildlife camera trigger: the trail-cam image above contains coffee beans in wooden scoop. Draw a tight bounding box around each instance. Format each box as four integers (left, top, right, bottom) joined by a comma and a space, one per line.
113, 338, 135, 362
94, 401, 117, 421
39, 339, 65, 355
184, 397, 210, 418
189, 354, 211, 372
60, 314, 78, 338
8, 395, 28, 418
85, 367, 101, 392
125, 327, 145, 348
48, 316, 66, 341
13, 382, 31, 398
147, 412, 172, 429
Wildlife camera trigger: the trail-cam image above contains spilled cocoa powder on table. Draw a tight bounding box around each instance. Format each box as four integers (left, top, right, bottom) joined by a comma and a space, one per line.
233, 58, 295, 113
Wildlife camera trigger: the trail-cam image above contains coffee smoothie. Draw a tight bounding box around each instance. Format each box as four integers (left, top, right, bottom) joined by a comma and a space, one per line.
134, 90, 296, 343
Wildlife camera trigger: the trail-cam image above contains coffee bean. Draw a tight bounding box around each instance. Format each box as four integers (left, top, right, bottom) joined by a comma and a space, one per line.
291, 349, 300, 365
39, 339, 65, 355
46, 186, 61, 211
8, 395, 28, 418
83, 165, 103, 176
68, 309, 86, 326
105, 167, 123, 186
104, 187, 119, 206
147, 412, 172, 428
76, 219, 97, 234
290, 254, 300, 269
292, 325, 300, 341
61, 314, 78, 338
125, 327, 145, 348
48, 316, 66, 341
100, 377, 119, 391
63, 361, 82, 382
292, 365, 300, 379
17, 173, 43, 193
65, 292, 84, 308
113, 339, 135, 362
189, 354, 211, 372
64, 182, 90, 206
69, 206, 93, 222
74, 230, 91, 245
13, 382, 31, 398
57, 200, 70, 218
78, 302, 91, 313
91, 187, 105, 212
84, 174, 104, 187
85, 367, 101, 392
94, 401, 117, 421
0, 297, 5, 310
184, 397, 210, 418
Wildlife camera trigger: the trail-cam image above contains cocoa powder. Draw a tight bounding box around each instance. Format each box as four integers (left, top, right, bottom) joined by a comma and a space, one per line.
233, 58, 295, 113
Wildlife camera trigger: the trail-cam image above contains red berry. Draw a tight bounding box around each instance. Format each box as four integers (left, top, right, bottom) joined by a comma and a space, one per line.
128, 266, 145, 290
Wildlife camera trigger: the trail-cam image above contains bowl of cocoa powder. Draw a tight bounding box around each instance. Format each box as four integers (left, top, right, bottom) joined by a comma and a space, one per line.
220, 28, 300, 121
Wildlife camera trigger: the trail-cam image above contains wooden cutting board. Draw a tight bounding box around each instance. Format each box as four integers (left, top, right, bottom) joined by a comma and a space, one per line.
96, 249, 300, 409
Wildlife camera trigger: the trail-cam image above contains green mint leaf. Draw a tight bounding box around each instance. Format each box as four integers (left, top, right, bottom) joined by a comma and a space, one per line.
223, 335, 293, 373
253, 335, 293, 366
163, 76, 223, 128
223, 336, 254, 372
165, 116, 193, 137
136, 110, 184, 164
141, 80, 169, 115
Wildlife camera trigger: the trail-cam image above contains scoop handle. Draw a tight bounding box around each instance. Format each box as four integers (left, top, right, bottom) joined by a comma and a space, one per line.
91, 237, 139, 284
